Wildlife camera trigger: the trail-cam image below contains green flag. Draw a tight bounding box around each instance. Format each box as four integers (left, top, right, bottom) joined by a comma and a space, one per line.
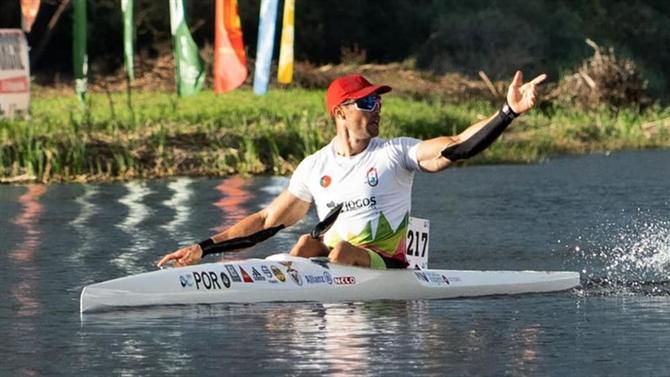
169, 0, 205, 96
121, 0, 134, 81
73, 0, 87, 101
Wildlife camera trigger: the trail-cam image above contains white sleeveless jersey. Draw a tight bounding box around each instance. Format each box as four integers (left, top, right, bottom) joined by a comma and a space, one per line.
288, 137, 422, 260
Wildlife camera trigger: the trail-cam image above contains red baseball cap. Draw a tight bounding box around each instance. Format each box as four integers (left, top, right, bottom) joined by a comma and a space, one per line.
325, 74, 392, 115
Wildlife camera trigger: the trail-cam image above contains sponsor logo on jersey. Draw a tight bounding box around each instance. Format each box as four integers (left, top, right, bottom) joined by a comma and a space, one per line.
327, 197, 377, 213
366, 167, 379, 187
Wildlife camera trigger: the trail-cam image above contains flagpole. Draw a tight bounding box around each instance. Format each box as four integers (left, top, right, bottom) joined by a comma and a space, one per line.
72, 0, 87, 103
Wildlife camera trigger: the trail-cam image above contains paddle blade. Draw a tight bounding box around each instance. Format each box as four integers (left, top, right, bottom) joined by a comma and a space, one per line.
310, 203, 343, 239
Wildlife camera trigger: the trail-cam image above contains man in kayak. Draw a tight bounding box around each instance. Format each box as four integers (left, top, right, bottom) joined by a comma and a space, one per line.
158, 71, 546, 269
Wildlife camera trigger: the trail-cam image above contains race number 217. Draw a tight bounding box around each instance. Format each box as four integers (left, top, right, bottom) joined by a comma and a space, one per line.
406, 230, 428, 257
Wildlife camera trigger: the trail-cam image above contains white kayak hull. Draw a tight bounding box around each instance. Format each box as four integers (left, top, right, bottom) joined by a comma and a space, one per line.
80, 253, 580, 313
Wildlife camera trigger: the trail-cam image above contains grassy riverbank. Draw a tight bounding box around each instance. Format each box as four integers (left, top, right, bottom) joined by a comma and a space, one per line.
1, 87, 669, 183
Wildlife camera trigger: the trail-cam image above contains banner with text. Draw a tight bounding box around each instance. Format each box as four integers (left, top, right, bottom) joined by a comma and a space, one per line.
0, 29, 30, 118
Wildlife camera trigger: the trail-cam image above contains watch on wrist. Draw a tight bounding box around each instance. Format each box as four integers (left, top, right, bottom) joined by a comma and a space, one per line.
501, 102, 519, 119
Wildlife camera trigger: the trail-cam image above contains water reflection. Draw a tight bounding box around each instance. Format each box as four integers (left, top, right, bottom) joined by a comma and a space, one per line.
161, 177, 195, 244
321, 304, 372, 376
257, 177, 299, 250
212, 176, 253, 233
258, 177, 287, 207
9, 184, 46, 317
8, 185, 46, 377
10, 185, 46, 262
212, 176, 257, 261
113, 182, 154, 274
69, 184, 100, 263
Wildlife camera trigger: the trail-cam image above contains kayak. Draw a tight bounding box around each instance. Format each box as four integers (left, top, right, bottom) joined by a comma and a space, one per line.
80, 253, 580, 313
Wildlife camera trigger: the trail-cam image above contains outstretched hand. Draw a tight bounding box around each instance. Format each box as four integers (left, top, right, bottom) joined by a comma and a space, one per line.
157, 244, 203, 268
506, 71, 547, 114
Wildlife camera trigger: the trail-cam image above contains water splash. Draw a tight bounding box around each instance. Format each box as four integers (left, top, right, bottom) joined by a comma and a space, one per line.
567, 211, 670, 296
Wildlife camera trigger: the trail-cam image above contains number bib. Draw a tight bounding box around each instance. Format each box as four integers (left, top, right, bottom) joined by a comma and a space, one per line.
406, 217, 430, 269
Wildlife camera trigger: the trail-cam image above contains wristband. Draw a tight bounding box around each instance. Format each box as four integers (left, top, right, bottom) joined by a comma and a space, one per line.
501, 101, 519, 120
197, 238, 215, 254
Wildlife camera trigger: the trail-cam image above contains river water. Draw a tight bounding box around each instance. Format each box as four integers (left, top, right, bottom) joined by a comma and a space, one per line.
1, 150, 669, 376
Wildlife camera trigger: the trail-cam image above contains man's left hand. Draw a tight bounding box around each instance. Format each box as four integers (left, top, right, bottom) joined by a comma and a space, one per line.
506, 71, 547, 114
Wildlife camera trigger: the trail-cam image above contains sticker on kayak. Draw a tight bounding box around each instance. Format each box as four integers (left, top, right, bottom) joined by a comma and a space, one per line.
179, 271, 231, 290
334, 276, 356, 285
414, 271, 450, 286
270, 265, 286, 282
238, 266, 254, 283
261, 265, 274, 279
251, 267, 266, 281
225, 265, 242, 282
279, 261, 302, 286
304, 271, 333, 285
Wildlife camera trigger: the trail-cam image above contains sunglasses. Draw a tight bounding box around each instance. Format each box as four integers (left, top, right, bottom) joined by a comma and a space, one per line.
342, 95, 381, 112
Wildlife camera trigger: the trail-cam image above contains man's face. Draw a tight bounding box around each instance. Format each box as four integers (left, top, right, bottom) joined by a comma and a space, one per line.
337, 95, 382, 138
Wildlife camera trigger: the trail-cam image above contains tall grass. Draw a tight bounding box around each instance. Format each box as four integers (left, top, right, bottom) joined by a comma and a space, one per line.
1, 87, 668, 182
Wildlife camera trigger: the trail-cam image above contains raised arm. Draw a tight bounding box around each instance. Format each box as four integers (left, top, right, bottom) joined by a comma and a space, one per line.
416, 71, 547, 173
157, 190, 311, 267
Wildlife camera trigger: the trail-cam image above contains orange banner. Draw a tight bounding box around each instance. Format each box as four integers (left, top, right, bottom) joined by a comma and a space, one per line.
214, 0, 248, 93
20, 0, 40, 33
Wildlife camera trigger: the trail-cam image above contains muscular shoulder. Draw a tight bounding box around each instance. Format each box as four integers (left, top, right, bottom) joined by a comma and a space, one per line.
376, 137, 421, 171
298, 143, 332, 169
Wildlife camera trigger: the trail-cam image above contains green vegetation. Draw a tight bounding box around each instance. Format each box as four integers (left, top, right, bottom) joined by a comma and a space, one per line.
4, 1, 670, 100
1, 88, 669, 183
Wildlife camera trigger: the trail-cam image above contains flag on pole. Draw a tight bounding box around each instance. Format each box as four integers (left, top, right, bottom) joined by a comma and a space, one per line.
20, 0, 41, 33
277, 0, 294, 84
121, 0, 134, 81
73, 0, 87, 102
253, 0, 279, 96
214, 0, 247, 94
169, 0, 205, 96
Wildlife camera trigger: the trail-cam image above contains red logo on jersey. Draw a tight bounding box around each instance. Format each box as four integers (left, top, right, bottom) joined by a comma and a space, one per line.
320, 175, 332, 188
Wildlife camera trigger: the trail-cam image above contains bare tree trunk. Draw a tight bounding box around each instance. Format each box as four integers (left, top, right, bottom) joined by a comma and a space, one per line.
30, 0, 71, 67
